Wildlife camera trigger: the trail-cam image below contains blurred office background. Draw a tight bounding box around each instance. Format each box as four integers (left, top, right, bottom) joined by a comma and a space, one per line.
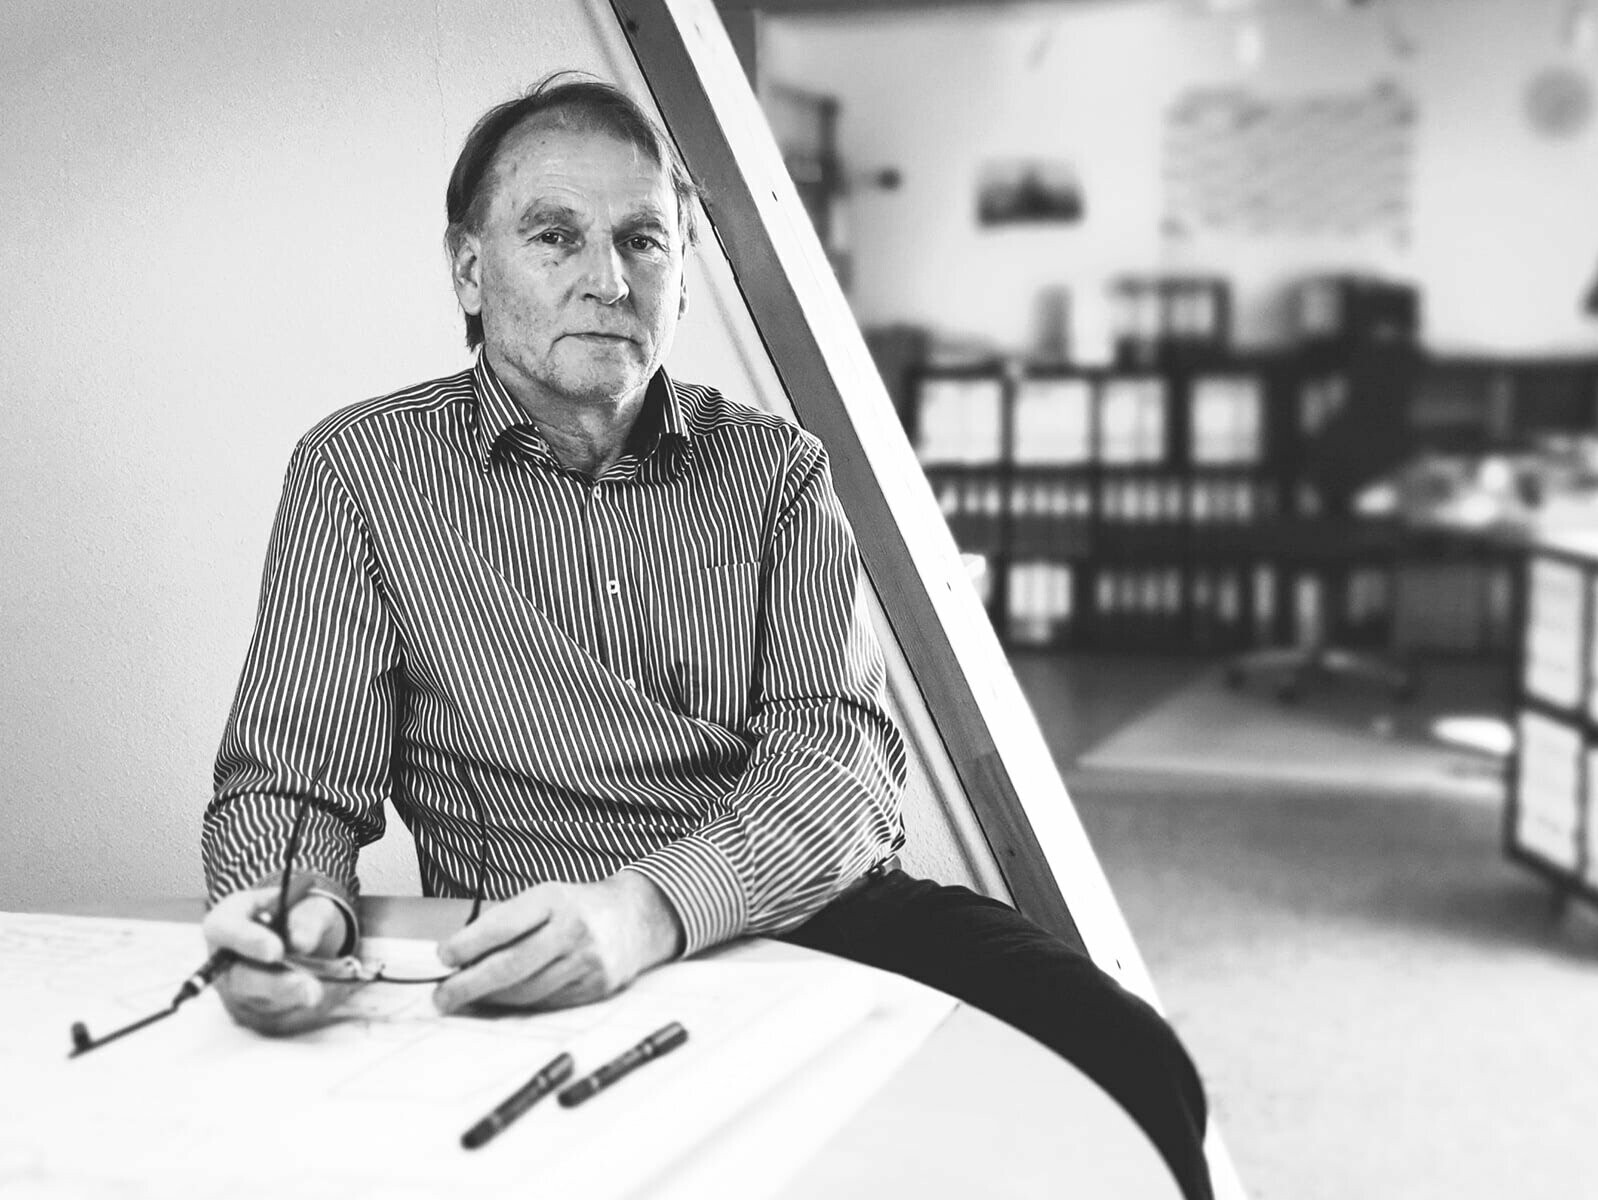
728, 0, 1598, 1196
4, 0, 1597, 1194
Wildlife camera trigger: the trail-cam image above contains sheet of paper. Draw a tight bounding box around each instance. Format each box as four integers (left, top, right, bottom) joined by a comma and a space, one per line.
0, 912, 950, 1199
647, 964, 956, 1200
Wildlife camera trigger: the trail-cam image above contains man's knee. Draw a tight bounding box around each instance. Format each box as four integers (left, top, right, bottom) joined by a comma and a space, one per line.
871, 885, 1211, 1197
956, 928, 1202, 1114
782, 875, 1212, 1197
1011, 955, 1211, 1198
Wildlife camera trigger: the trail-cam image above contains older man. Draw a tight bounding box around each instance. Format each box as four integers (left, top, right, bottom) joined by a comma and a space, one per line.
201, 74, 1211, 1199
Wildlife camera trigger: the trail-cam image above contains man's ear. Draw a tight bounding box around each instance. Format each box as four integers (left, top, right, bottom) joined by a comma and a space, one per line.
449, 231, 484, 320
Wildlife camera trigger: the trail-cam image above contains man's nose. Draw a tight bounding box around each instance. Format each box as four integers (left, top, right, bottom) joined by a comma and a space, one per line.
579, 241, 628, 306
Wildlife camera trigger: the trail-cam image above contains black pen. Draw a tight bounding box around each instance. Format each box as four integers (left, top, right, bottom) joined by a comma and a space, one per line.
66, 880, 320, 1056
558, 1021, 688, 1108
174, 949, 237, 1004
461, 1052, 575, 1149
175, 878, 316, 1000
68, 947, 243, 1056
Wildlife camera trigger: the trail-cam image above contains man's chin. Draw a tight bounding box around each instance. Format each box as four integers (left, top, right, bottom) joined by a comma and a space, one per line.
554, 368, 649, 407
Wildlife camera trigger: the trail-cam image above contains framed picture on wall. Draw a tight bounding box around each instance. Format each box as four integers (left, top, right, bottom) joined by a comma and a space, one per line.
977, 158, 1085, 226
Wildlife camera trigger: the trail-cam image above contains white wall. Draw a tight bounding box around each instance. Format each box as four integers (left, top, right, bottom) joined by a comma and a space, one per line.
763, 0, 1598, 359
0, 0, 781, 907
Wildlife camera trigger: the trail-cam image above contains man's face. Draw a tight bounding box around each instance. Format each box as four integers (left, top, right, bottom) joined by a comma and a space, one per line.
451, 120, 688, 411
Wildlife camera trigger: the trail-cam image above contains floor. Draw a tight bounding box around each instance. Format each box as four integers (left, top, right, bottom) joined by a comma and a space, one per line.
1010, 651, 1598, 1200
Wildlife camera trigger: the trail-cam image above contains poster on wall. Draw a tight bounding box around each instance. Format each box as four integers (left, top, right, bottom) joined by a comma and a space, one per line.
1162, 81, 1415, 244
977, 159, 1085, 226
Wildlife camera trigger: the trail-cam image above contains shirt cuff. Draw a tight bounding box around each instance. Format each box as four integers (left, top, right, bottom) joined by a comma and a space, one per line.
624, 837, 746, 957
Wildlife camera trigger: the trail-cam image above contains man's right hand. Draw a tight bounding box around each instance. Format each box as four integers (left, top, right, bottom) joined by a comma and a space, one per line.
201, 882, 354, 1036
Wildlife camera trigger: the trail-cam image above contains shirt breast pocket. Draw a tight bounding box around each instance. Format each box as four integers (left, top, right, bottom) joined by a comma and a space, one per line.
655, 560, 760, 726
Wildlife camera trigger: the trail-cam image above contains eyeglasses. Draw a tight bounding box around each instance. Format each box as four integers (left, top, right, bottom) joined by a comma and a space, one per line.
69, 757, 490, 1057
280, 757, 488, 986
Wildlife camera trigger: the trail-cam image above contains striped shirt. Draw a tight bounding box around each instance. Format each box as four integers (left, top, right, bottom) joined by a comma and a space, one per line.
202, 357, 907, 955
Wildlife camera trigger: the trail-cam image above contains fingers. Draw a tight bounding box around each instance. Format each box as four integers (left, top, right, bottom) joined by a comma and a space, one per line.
285, 896, 344, 957
433, 907, 566, 1014
218, 959, 322, 1032
218, 955, 341, 1037
433, 884, 626, 1014
447, 952, 582, 1013
217, 963, 361, 1037
202, 886, 291, 964
204, 885, 351, 1036
466, 956, 605, 1013
437, 889, 554, 971
202, 886, 343, 962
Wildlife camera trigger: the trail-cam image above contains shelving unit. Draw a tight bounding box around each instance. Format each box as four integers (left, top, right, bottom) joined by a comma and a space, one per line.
1411, 355, 1598, 450
1110, 275, 1232, 368
1509, 534, 1598, 905
901, 273, 1594, 658
910, 352, 1374, 652
912, 362, 1012, 619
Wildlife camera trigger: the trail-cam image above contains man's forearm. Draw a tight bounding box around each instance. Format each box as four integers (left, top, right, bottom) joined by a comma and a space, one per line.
623, 722, 904, 960
204, 440, 397, 923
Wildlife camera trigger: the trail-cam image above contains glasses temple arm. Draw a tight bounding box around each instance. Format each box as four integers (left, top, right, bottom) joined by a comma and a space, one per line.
450, 757, 489, 926
275, 758, 333, 942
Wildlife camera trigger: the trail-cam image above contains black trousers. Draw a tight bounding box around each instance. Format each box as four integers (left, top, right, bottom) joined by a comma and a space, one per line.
778, 871, 1213, 1200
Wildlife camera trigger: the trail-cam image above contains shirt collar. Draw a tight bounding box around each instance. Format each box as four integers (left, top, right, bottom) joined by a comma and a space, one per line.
469, 355, 691, 477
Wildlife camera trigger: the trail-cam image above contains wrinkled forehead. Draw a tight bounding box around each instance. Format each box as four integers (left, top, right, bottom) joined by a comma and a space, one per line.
487, 112, 675, 218
508, 104, 663, 164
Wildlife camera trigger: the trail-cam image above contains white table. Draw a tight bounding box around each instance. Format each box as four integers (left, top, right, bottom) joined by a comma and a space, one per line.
37, 896, 1178, 1198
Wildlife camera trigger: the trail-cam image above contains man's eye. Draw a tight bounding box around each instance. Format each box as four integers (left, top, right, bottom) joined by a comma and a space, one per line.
625, 235, 662, 252
535, 230, 569, 246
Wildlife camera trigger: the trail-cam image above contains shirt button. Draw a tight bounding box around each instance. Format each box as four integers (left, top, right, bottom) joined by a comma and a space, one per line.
625, 677, 637, 688
606, 579, 621, 595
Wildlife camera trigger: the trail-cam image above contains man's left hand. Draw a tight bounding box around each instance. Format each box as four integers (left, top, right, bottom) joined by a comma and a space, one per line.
431, 871, 685, 1013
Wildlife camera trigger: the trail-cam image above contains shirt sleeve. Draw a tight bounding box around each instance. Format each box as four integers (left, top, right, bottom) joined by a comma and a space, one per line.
202, 440, 402, 909
626, 436, 908, 954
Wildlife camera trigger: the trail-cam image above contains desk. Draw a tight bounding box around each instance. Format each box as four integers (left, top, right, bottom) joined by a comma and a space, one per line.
33, 897, 1178, 1199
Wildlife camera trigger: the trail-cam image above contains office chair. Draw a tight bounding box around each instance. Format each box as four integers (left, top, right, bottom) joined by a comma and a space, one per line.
1222, 346, 1419, 704
1221, 553, 1416, 704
